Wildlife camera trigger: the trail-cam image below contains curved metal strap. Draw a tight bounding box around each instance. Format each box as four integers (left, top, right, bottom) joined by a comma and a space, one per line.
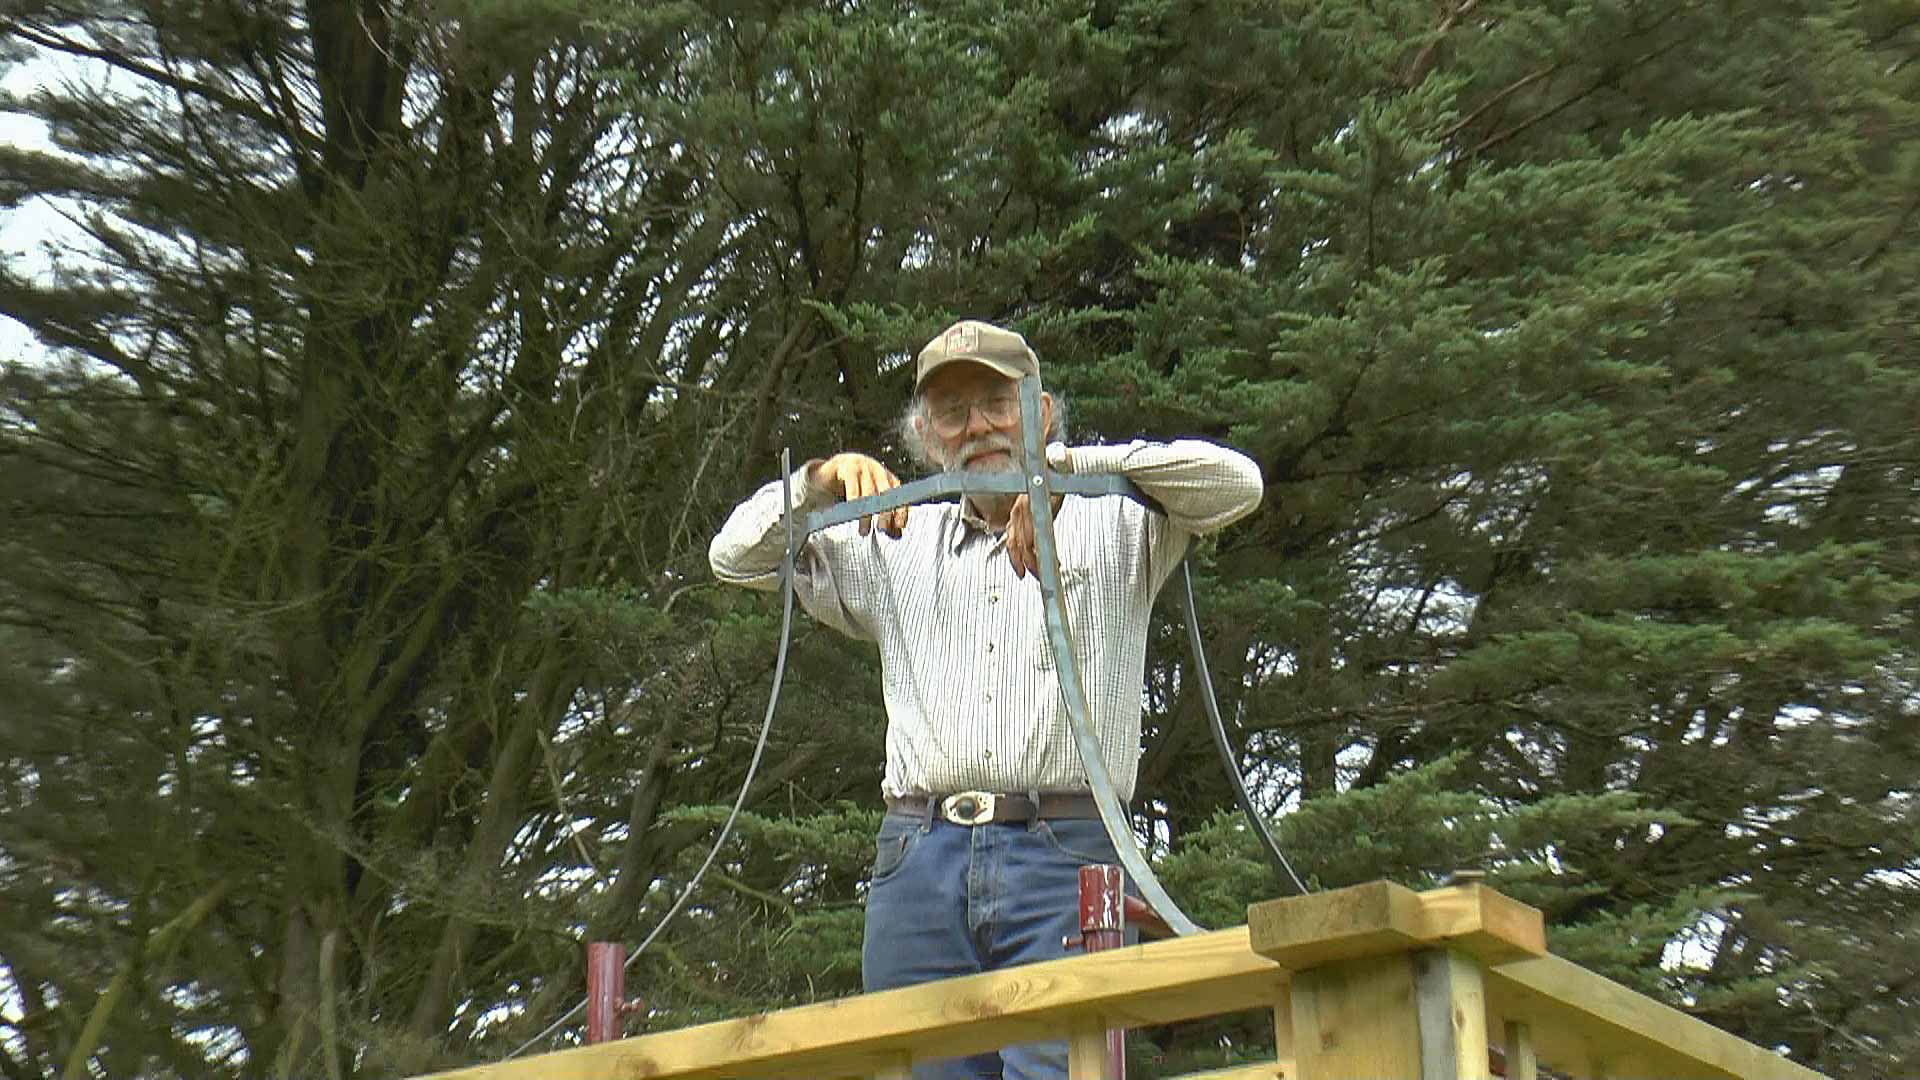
1014, 377, 1204, 935
1181, 562, 1309, 895
805, 470, 1148, 534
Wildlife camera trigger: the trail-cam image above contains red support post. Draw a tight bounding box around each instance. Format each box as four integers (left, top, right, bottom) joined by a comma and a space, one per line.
586, 941, 625, 1045
1078, 864, 1127, 1079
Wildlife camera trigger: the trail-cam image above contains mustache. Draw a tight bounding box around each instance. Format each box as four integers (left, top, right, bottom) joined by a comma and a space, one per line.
942, 434, 1018, 473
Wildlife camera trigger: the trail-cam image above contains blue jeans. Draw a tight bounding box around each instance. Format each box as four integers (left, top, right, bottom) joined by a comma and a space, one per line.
862, 811, 1125, 1080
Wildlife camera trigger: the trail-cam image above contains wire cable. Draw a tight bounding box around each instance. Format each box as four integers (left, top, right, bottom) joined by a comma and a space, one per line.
1181, 562, 1310, 896
502, 451, 801, 1060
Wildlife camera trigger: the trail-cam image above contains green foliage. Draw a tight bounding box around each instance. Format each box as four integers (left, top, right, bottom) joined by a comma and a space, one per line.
1159, 755, 1686, 921
1, 0, 1916, 1076
628, 804, 880, 1024
1150, 756, 1713, 1069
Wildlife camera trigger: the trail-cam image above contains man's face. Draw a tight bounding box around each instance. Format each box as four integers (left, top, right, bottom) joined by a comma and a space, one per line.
920, 363, 1051, 473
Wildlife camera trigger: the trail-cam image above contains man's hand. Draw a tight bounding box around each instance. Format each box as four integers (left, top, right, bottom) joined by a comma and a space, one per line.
1003, 492, 1066, 579
812, 453, 908, 537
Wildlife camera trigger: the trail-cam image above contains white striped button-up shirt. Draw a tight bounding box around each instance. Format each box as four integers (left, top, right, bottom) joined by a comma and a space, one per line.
708, 440, 1263, 802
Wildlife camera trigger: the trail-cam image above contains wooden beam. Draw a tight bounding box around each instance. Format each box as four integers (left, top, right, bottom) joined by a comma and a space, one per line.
1246, 882, 1545, 972
1169, 1062, 1291, 1080
1502, 1020, 1536, 1080
1413, 949, 1490, 1080
1413, 885, 1546, 964
412, 882, 1834, 1080
1486, 954, 1828, 1080
415, 927, 1288, 1080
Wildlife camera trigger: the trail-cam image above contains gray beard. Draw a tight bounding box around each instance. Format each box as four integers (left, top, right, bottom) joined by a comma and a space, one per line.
943, 435, 1019, 523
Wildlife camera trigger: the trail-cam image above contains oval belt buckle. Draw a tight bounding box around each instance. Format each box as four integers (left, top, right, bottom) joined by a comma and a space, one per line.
941, 791, 996, 826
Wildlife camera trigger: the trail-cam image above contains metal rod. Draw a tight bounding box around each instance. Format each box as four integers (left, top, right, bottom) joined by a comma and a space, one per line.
1122, 895, 1176, 940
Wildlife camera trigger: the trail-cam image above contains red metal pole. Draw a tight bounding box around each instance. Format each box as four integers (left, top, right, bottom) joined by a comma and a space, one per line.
1078, 864, 1127, 1079
586, 941, 625, 1044
1122, 894, 1176, 941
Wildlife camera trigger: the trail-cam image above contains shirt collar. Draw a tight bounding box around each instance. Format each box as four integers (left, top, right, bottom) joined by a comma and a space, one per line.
952, 496, 1004, 554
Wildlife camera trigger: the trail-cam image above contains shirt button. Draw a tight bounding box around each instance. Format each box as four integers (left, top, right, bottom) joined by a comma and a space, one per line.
984, 750, 993, 760
989, 594, 1000, 604
984, 692, 993, 703
986, 643, 995, 653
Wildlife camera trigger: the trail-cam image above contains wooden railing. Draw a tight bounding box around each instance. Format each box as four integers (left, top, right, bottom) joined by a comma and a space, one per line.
417, 881, 1830, 1080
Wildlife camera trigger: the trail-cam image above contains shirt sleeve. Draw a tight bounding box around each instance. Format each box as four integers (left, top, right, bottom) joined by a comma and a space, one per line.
1057, 439, 1264, 535
707, 463, 872, 640
1053, 438, 1263, 595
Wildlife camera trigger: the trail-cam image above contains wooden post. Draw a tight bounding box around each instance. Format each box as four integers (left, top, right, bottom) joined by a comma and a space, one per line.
1248, 881, 1546, 1080
1284, 947, 1491, 1079
1504, 1020, 1538, 1080
1271, 997, 1295, 1073
1067, 1019, 1112, 1080
1287, 951, 1421, 1077
1413, 949, 1490, 1079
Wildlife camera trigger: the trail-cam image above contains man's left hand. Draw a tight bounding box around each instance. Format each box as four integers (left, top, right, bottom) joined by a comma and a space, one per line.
1004, 492, 1066, 580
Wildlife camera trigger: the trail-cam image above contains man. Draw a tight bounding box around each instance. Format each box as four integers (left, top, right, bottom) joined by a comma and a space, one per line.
708, 319, 1262, 1079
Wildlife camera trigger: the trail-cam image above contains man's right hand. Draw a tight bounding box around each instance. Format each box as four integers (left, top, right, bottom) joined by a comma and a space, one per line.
811, 453, 907, 537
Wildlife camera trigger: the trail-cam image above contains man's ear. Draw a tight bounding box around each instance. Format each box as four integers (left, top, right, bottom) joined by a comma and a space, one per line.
1040, 391, 1055, 435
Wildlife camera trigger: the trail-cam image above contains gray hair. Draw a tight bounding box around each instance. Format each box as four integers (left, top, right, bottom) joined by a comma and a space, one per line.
895, 392, 1069, 472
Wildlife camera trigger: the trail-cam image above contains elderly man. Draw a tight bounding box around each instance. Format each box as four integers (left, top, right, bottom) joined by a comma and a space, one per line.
708, 319, 1262, 1079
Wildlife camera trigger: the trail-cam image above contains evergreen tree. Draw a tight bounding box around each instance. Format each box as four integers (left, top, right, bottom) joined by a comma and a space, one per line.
2, 1, 1914, 1077
0, 1, 872, 1074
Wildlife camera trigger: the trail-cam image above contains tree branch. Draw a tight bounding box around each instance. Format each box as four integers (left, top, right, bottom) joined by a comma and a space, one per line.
5, 21, 285, 134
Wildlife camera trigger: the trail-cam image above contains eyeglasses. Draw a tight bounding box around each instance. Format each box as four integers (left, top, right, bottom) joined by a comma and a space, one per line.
928, 393, 1022, 437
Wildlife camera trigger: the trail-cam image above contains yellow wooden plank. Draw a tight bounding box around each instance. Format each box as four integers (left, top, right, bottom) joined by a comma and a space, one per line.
1413, 884, 1547, 964
1289, 951, 1422, 1080
1247, 882, 1545, 972
1271, 999, 1293, 1062
1066, 1020, 1109, 1080
1486, 954, 1830, 1080
1502, 1020, 1536, 1080
1247, 880, 1429, 970
415, 926, 1289, 1080
1168, 1060, 1292, 1080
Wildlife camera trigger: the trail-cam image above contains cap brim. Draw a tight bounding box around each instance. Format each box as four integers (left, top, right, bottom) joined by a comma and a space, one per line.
915, 354, 1028, 391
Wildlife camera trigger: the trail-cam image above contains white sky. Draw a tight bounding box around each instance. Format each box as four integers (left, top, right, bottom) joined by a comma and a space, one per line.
2, 58, 77, 366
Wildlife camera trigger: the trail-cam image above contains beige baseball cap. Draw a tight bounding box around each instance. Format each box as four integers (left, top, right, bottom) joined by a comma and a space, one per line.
914, 319, 1040, 391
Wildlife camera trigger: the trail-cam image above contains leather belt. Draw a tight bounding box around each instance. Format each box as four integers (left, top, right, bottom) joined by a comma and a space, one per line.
886, 791, 1105, 826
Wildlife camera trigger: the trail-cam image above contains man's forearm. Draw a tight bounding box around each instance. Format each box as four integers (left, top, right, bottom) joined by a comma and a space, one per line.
1060, 439, 1263, 534
707, 462, 832, 589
